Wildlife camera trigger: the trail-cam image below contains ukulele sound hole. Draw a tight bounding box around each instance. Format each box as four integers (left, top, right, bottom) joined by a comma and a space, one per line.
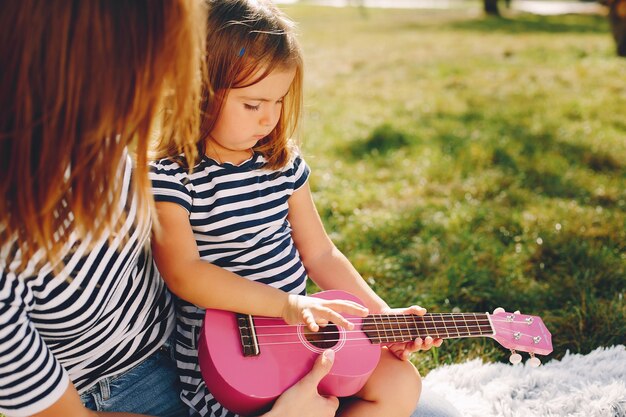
303, 323, 340, 349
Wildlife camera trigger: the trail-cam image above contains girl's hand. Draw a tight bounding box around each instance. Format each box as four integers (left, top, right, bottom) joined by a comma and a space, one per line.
283, 294, 368, 332
381, 305, 444, 361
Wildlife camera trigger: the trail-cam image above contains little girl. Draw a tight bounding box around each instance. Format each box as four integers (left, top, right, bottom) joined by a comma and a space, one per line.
150, 1, 440, 416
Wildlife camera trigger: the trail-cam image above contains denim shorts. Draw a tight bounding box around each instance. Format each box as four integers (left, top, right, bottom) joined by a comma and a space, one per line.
80, 344, 188, 417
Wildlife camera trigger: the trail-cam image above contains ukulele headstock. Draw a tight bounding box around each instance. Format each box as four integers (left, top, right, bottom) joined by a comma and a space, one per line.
489, 308, 553, 366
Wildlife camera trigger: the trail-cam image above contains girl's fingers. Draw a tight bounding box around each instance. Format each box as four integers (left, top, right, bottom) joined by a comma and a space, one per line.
386, 336, 444, 361
388, 343, 415, 361
387, 344, 404, 360
395, 345, 410, 360
322, 309, 354, 330
404, 305, 427, 316
414, 338, 424, 349
422, 336, 434, 350
381, 305, 427, 316
302, 309, 319, 332
324, 300, 368, 317
404, 339, 421, 353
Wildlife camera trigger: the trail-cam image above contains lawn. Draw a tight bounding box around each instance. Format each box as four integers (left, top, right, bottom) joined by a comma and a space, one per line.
282, 4, 626, 375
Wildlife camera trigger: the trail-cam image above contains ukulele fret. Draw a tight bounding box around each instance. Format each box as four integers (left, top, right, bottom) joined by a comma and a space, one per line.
452, 313, 461, 336
401, 314, 411, 341
377, 315, 391, 343
461, 312, 472, 337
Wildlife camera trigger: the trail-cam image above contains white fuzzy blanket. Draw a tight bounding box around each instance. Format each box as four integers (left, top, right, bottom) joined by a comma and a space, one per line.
423, 345, 626, 417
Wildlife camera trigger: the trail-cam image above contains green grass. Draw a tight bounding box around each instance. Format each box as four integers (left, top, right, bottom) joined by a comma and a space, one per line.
284, 5, 626, 375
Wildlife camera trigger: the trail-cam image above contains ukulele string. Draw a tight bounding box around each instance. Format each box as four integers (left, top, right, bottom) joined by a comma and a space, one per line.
248, 320, 535, 343
250, 332, 497, 348
248, 324, 495, 344
254, 330, 494, 340
247, 326, 534, 348
250, 319, 493, 335
250, 313, 490, 324
251, 315, 493, 329
251, 326, 541, 341
251, 324, 493, 333
223, 314, 539, 347
249, 317, 528, 334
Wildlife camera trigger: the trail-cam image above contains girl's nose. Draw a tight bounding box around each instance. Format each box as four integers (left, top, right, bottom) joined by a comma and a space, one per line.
260, 106, 278, 127
260, 113, 273, 127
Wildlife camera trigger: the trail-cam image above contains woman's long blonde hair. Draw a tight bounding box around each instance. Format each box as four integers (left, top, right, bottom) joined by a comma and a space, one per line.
0, 0, 205, 270
154, 0, 304, 170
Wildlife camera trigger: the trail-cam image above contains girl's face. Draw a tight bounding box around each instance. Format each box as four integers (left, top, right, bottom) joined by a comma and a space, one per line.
209, 66, 296, 155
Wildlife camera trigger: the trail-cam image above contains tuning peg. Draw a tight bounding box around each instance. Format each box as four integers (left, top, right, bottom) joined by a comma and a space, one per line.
527, 353, 541, 368
493, 307, 505, 314
509, 350, 522, 364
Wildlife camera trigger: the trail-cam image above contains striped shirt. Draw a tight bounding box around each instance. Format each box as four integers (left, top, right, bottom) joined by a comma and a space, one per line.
0, 155, 174, 417
149, 152, 310, 417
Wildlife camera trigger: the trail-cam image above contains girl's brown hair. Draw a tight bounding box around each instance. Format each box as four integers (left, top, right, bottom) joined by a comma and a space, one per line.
155, 0, 304, 170
0, 0, 205, 270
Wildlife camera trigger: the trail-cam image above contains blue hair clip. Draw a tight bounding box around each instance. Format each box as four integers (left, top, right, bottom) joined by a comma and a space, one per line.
238, 47, 245, 57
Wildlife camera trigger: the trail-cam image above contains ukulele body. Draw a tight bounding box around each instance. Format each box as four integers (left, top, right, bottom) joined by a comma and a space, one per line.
197, 290, 381, 416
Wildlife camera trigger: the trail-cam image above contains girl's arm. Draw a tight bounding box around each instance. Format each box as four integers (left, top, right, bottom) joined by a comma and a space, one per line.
287, 183, 388, 313
288, 183, 443, 358
152, 202, 366, 328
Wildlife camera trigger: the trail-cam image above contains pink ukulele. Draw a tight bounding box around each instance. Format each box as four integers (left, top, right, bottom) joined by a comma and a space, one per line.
197, 290, 553, 416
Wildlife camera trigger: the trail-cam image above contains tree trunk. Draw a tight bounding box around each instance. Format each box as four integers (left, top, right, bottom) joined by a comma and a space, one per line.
608, 0, 626, 56
484, 0, 501, 16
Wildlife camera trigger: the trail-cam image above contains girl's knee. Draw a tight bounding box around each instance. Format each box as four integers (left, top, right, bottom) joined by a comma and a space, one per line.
367, 350, 422, 413
391, 358, 422, 410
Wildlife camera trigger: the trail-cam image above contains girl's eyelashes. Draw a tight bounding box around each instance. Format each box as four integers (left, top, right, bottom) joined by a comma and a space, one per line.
244, 103, 261, 111
244, 99, 283, 111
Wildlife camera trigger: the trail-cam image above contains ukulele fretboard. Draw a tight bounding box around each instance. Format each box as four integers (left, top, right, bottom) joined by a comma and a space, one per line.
361, 313, 493, 344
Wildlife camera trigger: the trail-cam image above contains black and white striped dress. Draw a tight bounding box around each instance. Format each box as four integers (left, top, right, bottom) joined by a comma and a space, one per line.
0, 155, 174, 416
149, 152, 310, 417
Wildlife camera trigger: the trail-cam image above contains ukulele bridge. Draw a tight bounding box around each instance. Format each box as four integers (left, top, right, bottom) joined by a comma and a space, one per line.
237, 314, 260, 357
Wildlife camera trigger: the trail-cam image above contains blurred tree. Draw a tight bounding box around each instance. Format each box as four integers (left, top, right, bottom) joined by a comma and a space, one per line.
599, 0, 626, 56
484, 0, 501, 16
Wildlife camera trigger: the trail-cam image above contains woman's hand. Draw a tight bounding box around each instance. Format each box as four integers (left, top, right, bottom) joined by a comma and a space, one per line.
381, 305, 444, 361
282, 294, 368, 332
264, 350, 339, 417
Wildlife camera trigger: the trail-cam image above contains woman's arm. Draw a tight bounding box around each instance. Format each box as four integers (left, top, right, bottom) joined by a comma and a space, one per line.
287, 183, 388, 312
152, 202, 366, 327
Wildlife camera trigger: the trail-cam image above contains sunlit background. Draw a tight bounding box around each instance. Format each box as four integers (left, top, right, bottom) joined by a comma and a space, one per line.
273, 0, 626, 374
